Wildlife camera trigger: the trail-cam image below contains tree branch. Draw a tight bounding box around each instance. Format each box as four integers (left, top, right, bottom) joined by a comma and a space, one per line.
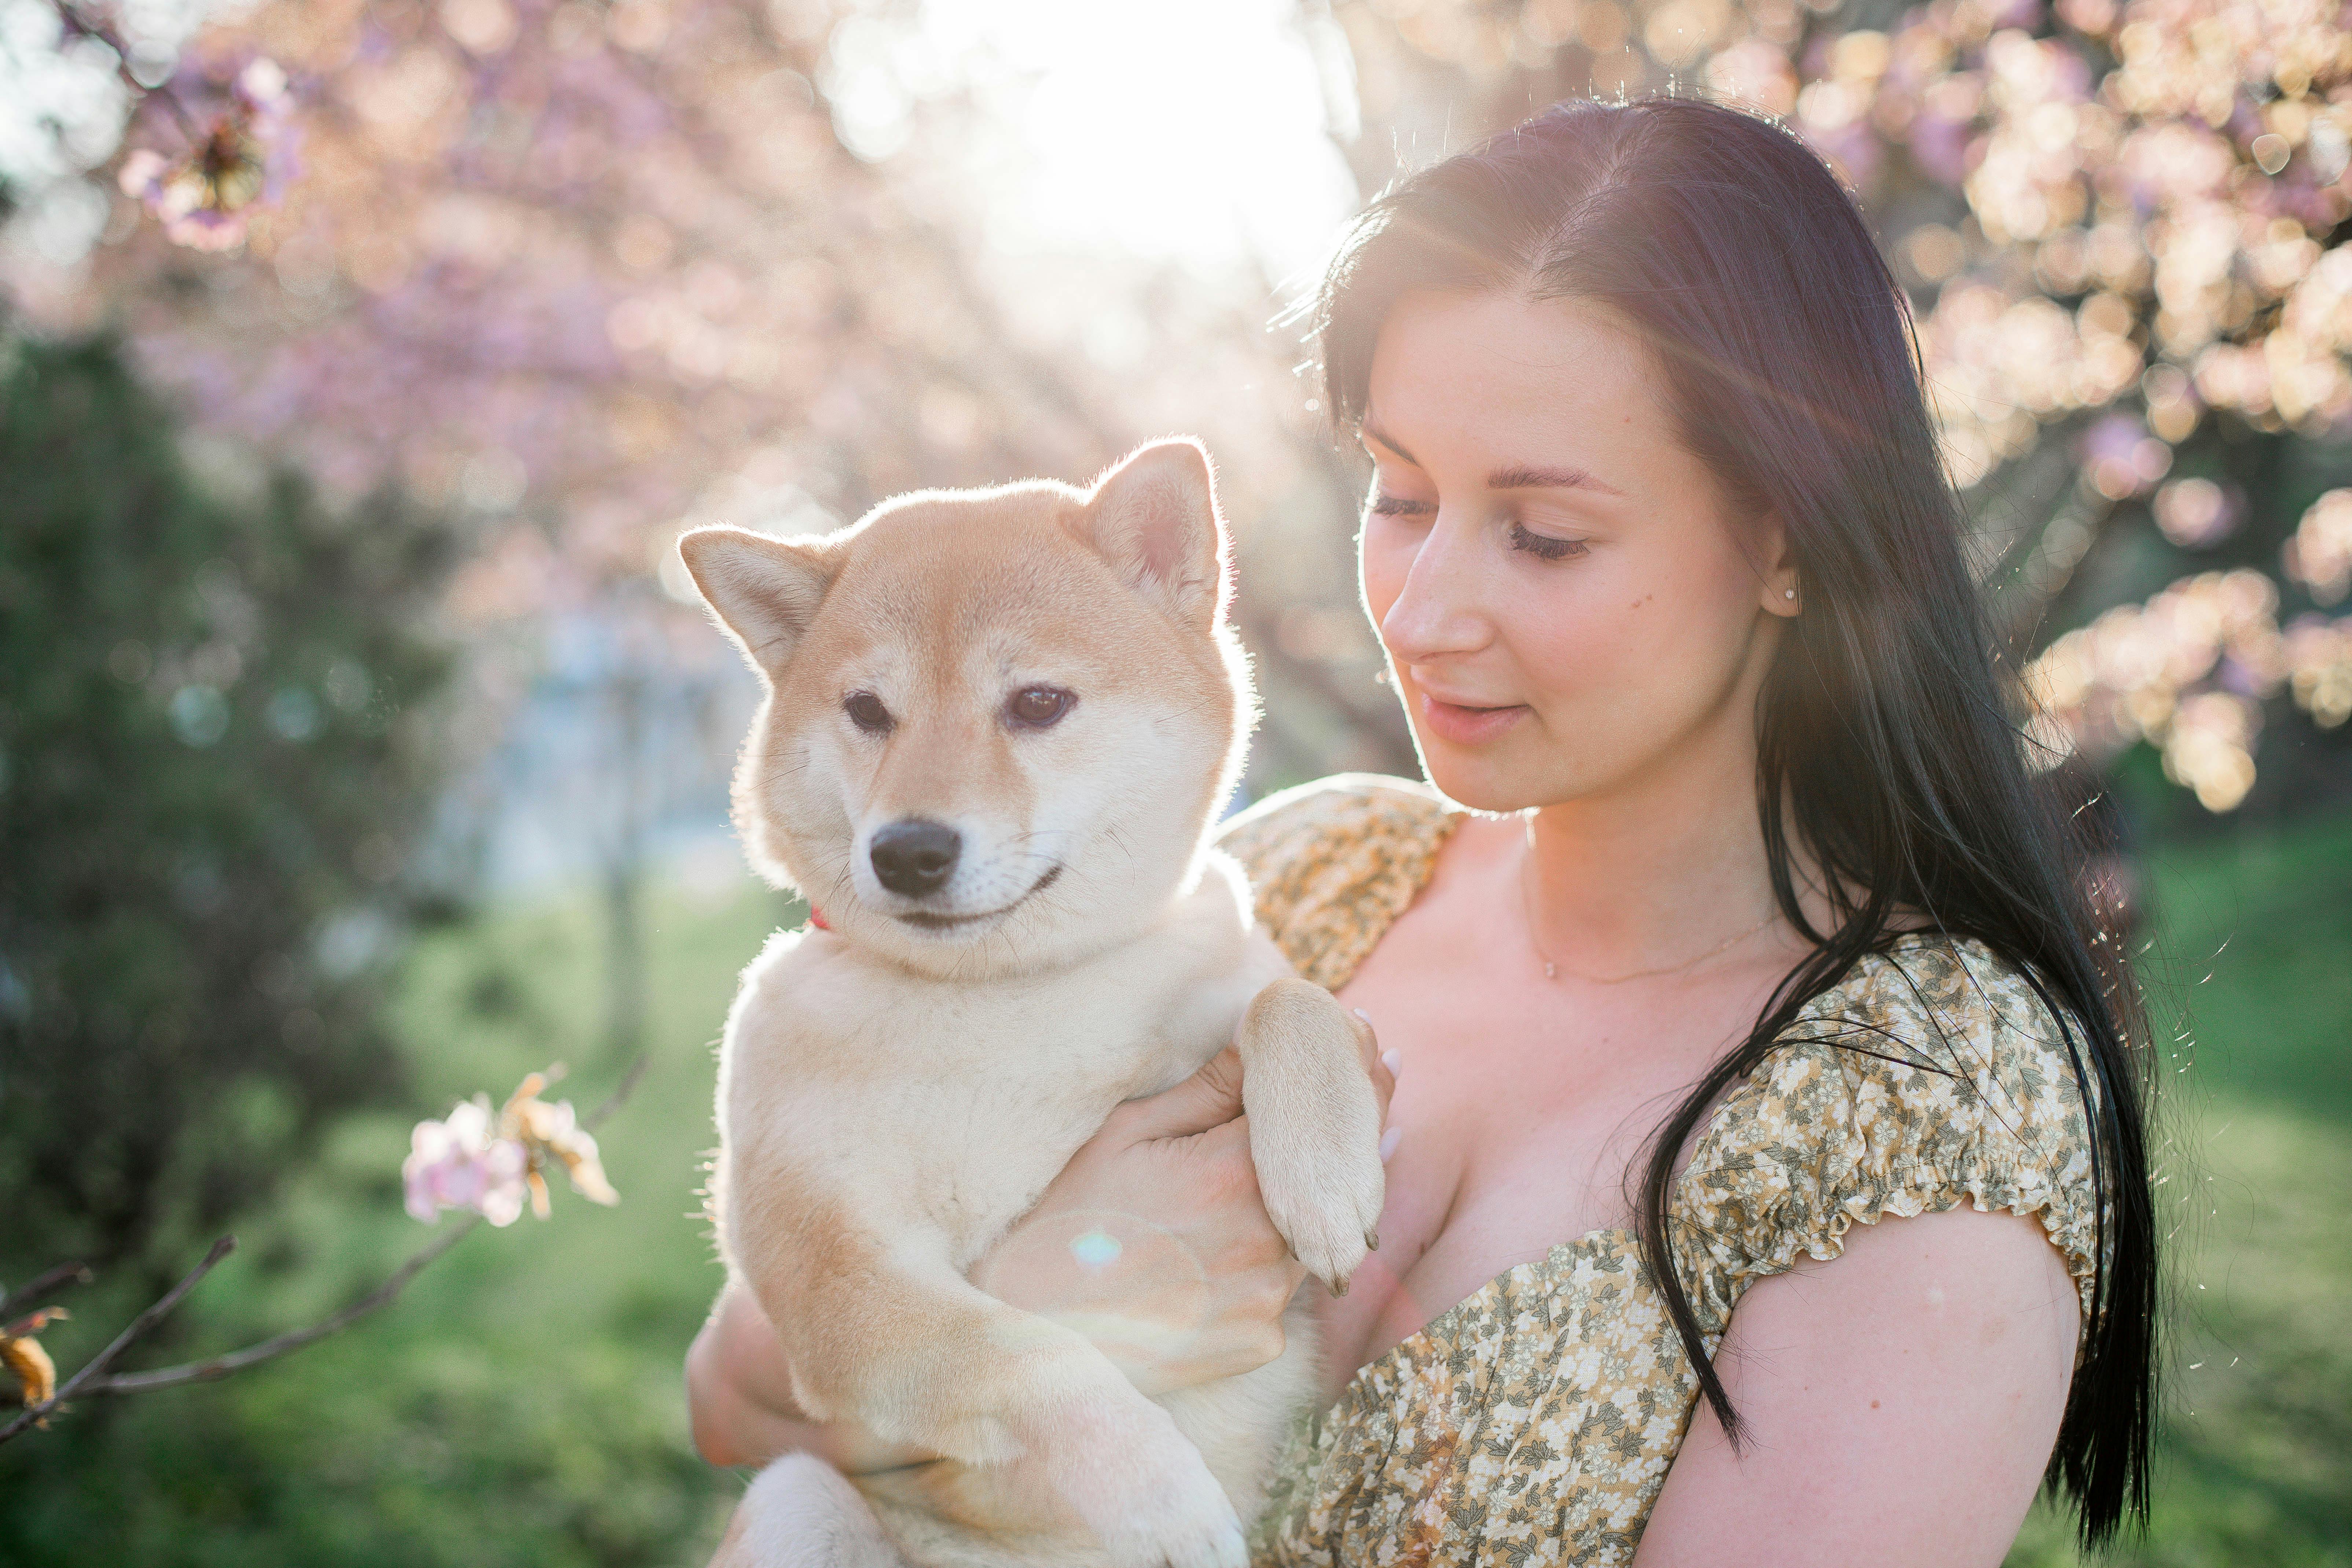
47, 0, 205, 144
0, 1056, 649, 1440
0, 1261, 94, 1314
88, 1217, 480, 1396
0, 1236, 235, 1442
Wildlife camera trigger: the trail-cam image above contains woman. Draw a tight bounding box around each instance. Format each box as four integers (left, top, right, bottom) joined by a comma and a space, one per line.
687, 96, 2157, 1564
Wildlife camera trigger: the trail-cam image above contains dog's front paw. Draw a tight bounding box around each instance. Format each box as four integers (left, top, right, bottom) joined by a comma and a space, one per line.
1254, 1120, 1383, 1293
1236, 979, 1386, 1293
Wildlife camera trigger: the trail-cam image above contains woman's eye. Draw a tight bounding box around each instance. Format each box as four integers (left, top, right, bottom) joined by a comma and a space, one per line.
844, 691, 894, 734
1006, 686, 1076, 729
1508, 521, 1589, 561
1369, 493, 1436, 517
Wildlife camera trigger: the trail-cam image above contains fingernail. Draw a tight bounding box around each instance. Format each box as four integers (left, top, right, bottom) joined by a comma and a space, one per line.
1379, 1126, 1402, 1163
1352, 1007, 1372, 1021
1380, 1049, 1401, 1076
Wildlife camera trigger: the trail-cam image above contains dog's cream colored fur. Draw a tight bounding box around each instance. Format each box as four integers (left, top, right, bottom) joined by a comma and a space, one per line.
680, 441, 1385, 1568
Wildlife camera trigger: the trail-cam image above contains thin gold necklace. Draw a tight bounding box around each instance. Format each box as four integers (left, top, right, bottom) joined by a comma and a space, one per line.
1517, 833, 1779, 984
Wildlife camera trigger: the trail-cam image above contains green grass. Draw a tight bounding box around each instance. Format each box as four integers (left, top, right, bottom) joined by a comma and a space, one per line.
2008, 817, 2352, 1566
7, 818, 2347, 1565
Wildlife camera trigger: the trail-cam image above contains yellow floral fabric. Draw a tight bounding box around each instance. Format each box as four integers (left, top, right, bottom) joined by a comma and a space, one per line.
1214, 775, 2102, 1567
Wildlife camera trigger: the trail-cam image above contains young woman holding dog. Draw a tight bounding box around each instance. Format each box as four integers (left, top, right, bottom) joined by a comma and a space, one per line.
687, 96, 2157, 1565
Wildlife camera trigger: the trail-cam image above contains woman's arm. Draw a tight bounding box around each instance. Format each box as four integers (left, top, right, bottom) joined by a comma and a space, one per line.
685, 1017, 1394, 1473
1633, 1205, 2082, 1567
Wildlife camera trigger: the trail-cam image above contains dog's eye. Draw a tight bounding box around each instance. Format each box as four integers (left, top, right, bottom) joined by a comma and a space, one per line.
1005, 686, 1076, 729
844, 691, 894, 734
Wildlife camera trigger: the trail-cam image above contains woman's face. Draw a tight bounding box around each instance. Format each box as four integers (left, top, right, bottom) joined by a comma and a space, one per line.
1358, 289, 1798, 814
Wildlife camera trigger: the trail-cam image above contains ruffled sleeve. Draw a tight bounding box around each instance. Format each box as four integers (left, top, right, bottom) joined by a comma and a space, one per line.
1667, 936, 2104, 1348
1212, 773, 1459, 991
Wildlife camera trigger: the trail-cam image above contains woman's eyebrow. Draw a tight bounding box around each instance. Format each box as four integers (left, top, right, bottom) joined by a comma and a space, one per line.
1361, 422, 1418, 465
1361, 425, 1622, 498
1488, 463, 1624, 496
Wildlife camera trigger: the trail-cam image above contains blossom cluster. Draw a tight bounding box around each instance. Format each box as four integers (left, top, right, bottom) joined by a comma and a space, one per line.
402, 1069, 618, 1227
2286, 487, 2352, 603
2028, 568, 2352, 808
116, 58, 297, 253
1860, 0, 2352, 460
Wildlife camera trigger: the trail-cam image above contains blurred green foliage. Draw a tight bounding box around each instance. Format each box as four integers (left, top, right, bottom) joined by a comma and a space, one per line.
2011, 816, 2352, 1567
0, 330, 457, 1279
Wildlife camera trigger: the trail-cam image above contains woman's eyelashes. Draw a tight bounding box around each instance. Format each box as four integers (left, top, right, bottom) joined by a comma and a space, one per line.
1368, 489, 1589, 558
1507, 520, 1590, 560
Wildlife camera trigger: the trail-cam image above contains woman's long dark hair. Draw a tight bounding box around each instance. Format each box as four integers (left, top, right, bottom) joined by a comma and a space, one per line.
1313, 96, 2156, 1545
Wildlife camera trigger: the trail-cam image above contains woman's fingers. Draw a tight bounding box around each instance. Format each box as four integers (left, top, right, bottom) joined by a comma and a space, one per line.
1352, 1007, 1398, 1129
709, 1282, 803, 1417
1118, 981, 1395, 1150
1352, 1008, 1403, 1166
686, 1284, 809, 1468
1112, 1043, 1248, 1143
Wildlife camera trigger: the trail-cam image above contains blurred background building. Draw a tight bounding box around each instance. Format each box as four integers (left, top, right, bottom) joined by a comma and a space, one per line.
1, 1, 2347, 1563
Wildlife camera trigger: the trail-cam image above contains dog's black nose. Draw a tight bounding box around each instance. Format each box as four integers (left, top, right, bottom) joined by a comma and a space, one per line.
869, 820, 961, 896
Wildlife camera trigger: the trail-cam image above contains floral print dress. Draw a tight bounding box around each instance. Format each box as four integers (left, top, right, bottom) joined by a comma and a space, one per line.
1213, 775, 2102, 1567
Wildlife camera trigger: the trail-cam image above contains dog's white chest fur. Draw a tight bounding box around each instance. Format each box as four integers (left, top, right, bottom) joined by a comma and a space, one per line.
718, 857, 1280, 1271
709, 853, 1383, 1568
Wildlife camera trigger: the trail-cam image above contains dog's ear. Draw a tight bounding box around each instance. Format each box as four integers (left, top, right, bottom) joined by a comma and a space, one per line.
676, 527, 840, 677
1075, 438, 1230, 628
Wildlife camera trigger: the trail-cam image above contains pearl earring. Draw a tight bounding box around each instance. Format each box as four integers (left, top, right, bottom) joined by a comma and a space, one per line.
1783, 588, 1797, 600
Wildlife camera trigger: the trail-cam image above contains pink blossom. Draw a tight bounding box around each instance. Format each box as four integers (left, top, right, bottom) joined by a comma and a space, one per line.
115, 56, 299, 252
498, 1071, 621, 1215
402, 1097, 530, 1226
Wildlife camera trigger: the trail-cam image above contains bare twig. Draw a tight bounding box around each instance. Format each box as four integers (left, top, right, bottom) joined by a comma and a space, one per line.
0, 1236, 235, 1443
0, 1261, 94, 1314
47, 0, 205, 143
0, 1057, 649, 1439
586, 1055, 649, 1128
89, 1217, 480, 1396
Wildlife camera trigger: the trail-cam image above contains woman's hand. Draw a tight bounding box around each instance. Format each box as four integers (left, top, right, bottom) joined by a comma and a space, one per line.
686, 1278, 932, 1473
975, 1008, 1394, 1398
683, 994, 1396, 1471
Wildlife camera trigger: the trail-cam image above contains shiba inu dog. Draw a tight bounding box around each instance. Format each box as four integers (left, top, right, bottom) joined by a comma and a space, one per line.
680, 440, 1387, 1568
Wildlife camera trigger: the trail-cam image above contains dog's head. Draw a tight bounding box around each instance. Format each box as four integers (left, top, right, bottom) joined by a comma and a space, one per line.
679, 439, 1255, 978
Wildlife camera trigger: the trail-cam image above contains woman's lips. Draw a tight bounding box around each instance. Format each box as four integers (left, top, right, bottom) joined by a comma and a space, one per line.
1417, 689, 1529, 746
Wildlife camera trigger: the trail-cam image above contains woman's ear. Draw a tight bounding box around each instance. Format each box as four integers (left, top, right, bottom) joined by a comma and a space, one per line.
1756, 510, 1801, 617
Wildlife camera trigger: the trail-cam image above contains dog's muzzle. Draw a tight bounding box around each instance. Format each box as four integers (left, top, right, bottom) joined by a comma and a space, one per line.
892, 865, 1064, 931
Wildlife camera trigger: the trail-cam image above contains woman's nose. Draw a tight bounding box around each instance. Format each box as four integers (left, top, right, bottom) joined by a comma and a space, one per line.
1378, 515, 1491, 664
